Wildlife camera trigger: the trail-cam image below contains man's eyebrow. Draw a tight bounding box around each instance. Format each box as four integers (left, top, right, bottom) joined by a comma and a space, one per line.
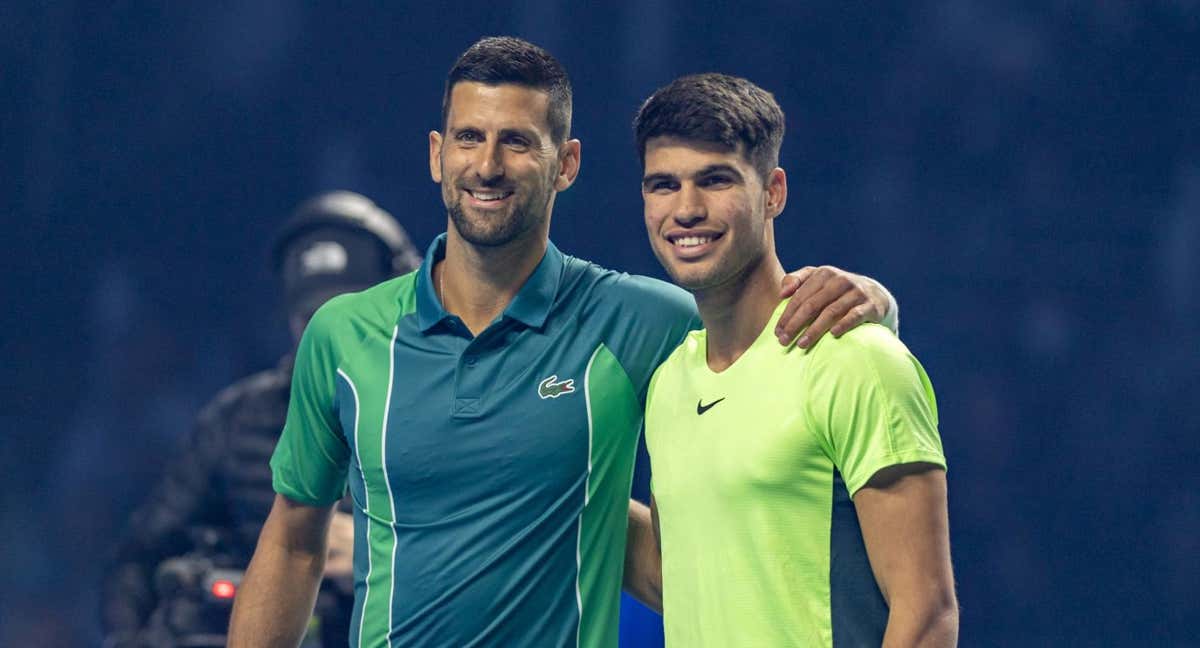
695, 163, 744, 180
498, 126, 540, 141
642, 172, 677, 187
449, 124, 540, 140
642, 163, 745, 187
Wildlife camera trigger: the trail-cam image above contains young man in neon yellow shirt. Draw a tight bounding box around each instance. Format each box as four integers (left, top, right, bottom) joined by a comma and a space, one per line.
627, 73, 958, 647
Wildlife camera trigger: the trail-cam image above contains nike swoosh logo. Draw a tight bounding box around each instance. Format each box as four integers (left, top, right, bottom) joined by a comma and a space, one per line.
696, 398, 725, 415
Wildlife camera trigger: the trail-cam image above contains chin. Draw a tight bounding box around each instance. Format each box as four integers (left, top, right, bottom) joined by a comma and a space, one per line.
665, 269, 711, 293
450, 207, 519, 246
460, 226, 521, 247
678, 262, 743, 294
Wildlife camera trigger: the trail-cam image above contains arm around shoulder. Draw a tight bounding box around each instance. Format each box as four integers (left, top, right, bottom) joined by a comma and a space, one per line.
227, 494, 335, 648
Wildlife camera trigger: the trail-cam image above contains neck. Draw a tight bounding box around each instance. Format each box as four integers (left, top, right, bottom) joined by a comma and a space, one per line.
436, 223, 549, 335
693, 252, 786, 373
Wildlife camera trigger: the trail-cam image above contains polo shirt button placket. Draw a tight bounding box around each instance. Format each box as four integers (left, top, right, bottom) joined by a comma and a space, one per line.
453, 347, 485, 418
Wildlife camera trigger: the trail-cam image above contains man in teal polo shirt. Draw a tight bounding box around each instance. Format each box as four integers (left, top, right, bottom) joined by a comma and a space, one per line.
228, 37, 897, 648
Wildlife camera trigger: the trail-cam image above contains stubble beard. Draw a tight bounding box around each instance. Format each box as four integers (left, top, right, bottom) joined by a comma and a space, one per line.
443, 172, 555, 248
447, 199, 535, 247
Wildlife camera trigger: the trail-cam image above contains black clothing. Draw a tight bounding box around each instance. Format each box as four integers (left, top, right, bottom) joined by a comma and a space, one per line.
102, 356, 299, 637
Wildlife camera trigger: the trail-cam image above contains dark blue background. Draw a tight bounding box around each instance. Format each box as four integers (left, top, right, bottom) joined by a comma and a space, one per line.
4, 2, 1198, 645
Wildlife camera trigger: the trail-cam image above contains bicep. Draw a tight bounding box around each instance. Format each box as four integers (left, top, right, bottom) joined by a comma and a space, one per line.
259, 494, 336, 556
852, 464, 953, 605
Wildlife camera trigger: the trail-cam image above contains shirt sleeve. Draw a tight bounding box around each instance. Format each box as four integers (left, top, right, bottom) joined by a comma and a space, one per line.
802, 323, 945, 496
599, 273, 701, 405
269, 305, 351, 506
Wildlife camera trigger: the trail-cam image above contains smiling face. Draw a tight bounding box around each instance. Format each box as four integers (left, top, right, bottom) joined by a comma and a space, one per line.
642, 136, 786, 294
430, 81, 580, 248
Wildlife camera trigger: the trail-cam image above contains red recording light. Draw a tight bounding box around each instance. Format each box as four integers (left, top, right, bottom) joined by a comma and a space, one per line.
211, 579, 237, 599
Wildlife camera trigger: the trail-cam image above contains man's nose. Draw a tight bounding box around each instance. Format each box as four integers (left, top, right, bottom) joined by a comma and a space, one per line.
476, 141, 505, 183
673, 184, 706, 226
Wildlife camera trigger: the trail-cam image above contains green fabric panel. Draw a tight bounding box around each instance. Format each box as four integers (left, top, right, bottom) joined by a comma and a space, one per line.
343, 276, 416, 647
579, 344, 641, 648
344, 326, 396, 648
360, 514, 397, 647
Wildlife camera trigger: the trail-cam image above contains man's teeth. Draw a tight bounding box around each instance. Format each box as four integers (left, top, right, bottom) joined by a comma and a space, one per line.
675, 235, 713, 248
470, 190, 511, 201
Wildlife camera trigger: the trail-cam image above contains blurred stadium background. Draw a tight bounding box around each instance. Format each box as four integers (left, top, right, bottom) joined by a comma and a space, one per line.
3, 2, 1198, 645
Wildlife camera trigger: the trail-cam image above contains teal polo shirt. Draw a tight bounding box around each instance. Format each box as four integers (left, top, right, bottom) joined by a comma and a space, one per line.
271, 233, 699, 648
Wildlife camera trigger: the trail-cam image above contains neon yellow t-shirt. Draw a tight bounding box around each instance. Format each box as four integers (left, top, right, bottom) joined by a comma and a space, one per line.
645, 301, 945, 647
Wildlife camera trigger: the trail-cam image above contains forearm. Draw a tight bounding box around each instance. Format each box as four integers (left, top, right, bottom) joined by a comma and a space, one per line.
882, 596, 959, 648
228, 495, 332, 648
622, 499, 662, 613
227, 539, 325, 647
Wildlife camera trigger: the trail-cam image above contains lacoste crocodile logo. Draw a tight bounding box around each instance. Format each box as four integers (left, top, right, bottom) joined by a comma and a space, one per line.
538, 375, 576, 399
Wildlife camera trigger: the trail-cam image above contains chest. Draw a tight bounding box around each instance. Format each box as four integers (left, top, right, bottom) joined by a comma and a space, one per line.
646, 370, 832, 503
336, 318, 607, 522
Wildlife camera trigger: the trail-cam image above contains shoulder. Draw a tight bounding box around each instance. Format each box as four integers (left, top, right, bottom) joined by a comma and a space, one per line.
804, 323, 912, 369
307, 271, 420, 341
799, 323, 932, 402
562, 255, 697, 325
647, 328, 704, 388
657, 329, 704, 373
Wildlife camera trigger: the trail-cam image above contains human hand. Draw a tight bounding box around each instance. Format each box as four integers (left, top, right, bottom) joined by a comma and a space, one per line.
776, 266, 891, 348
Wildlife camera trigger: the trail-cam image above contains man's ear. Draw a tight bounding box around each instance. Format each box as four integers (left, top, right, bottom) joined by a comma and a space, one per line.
554, 139, 582, 191
429, 131, 443, 183
765, 167, 787, 219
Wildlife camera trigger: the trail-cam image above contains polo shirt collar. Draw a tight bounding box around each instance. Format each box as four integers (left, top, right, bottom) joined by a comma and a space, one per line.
504, 239, 564, 329
415, 233, 565, 332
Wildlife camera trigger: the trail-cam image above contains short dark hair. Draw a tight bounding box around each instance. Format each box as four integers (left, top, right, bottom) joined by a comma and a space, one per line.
442, 36, 573, 144
634, 73, 785, 180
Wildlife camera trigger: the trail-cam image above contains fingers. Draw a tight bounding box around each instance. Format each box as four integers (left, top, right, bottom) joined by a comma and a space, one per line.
775, 266, 852, 344
778, 266, 817, 298
823, 274, 888, 337
794, 288, 863, 348
775, 266, 892, 347
775, 267, 829, 340
830, 302, 883, 337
